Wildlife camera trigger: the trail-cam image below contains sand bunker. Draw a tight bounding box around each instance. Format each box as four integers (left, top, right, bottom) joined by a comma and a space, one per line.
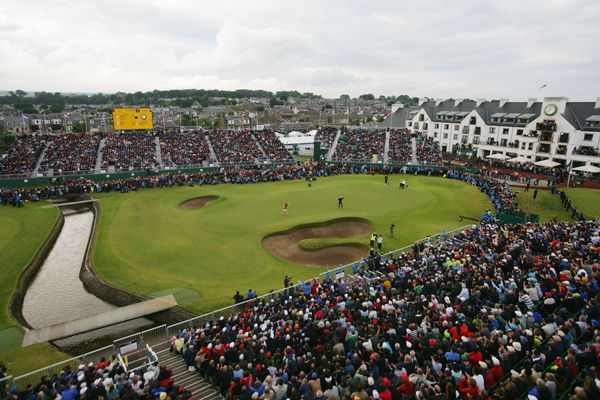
179, 196, 219, 210
263, 219, 372, 267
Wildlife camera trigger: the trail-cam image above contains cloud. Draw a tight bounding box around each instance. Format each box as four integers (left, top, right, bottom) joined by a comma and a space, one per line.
0, 0, 599, 99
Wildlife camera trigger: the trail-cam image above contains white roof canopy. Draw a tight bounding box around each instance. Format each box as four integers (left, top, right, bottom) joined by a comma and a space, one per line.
486, 153, 510, 160
572, 165, 600, 173
534, 159, 561, 168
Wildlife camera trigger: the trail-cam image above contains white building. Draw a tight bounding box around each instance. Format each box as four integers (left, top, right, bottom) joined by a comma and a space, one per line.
278, 130, 317, 156
404, 97, 600, 167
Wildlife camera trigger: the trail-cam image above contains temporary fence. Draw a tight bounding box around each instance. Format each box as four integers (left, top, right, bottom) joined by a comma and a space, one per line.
7, 224, 471, 390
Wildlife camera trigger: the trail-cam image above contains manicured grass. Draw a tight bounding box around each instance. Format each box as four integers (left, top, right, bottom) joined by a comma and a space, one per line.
563, 188, 600, 219
0, 343, 70, 377
0, 202, 59, 330
297, 237, 370, 250
0, 202, 69, 374
91, 174, 491, 314
149, 288, 200, 304
512, 188, 574, 223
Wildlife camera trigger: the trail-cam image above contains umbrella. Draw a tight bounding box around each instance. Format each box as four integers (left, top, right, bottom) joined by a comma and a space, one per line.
534, 159, 561, 168
572, 165, 600, 173
506, 156, 531, 163
486, 153, 509, 160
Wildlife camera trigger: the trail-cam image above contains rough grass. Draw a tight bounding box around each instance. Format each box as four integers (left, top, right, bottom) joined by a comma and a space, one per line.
0, 202, 68, 373
91, 174, 491, 314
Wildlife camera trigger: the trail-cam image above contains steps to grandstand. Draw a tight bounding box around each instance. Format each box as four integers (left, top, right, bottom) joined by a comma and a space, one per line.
325, 129, 341, 161
95, 138, 106, 172
155, 136, 164, 169
153, 341, 223, 400
251, 133, 269, 160
410, 137, 417, 164
32, 141, 51, 176
383, 130, 391, 164
205, 135, 218, 163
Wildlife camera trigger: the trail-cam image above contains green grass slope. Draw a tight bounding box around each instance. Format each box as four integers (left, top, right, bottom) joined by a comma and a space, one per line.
564, 188, 600, 219
512, 188, 574, 223
91, 174, 491, 314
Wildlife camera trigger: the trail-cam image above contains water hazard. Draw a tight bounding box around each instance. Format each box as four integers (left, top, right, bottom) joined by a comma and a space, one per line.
21, 208, 154, 354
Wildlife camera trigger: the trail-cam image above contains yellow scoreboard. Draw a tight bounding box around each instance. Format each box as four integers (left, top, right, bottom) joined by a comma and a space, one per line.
112, 108, 153, 130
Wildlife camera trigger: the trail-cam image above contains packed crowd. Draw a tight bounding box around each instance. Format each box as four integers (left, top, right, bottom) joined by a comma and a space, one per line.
333, 130, 386, 162
167, 219, 600, 400
0, 134, 48, 175
314, 127, 338, 149
478, 159, 566, 180
39, 133, 101, 173
416, 138, 442, 164
387, 130, 413, 163
159, 131, 212, 167
572, 147, 599, 157
101, 133, 159, 170
208, 131, 265, 163
253, 130, 294, 162
2, 354, 201, 400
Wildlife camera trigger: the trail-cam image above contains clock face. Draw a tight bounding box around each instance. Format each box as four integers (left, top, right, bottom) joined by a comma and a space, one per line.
141, 114, 147, 120
544, 104, 558, 116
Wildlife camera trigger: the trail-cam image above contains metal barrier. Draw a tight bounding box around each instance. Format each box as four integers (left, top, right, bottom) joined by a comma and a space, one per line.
8, 225, 473, 388
0, 375, 14, 400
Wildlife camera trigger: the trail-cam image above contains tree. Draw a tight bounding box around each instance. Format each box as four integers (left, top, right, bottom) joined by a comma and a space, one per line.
340, 94, 350, 101
15, 89, 27, 97
359, 94, 375, 100
71, 121, 86, 133
49, 104, 65, 113
256, 105, 265, 112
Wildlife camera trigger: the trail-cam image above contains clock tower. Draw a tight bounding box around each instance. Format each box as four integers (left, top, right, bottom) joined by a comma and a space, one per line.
541, 97, 568, 118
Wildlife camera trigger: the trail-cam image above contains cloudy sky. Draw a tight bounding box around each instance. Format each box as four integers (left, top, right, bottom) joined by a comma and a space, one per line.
1, 0, 599, 100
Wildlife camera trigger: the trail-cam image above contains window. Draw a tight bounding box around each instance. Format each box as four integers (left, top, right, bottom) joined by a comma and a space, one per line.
584, 133, 594, 141
434, 123, 439, 129
443, 133, 448, 139
419, 114, 424, 121
528, 143, 534, 150
423, 123, 428, 130
453, 134, 458, 140
517, 129, 523, 135
444, 124, 449, 130
502, 128, 509, 134
473, 137, 480, 144
470, 116, 476, 125
559, 133, 569, 143
408, 122, 412, 127
492, 118, 500, 123
454, 125, 459, 130
489, 127, 496, 134
462, 126, 469, 133
501, 139, 507, 146
414, 122, 420, 129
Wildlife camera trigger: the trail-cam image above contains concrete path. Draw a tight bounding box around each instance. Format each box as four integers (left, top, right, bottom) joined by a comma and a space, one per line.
205, 135, 218, 163
411, 138, 418, 164
155, 136, 164, 168
326, 129, 342, 161
251, 133, 268, 159
23, 295, 177, 346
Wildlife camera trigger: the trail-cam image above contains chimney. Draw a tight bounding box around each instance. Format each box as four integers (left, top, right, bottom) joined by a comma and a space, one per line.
595, 97, 600, 109
476, 98, 486, 107
499, 98, 508, 108
527, 98, 537, 108
418, 97, 429, 106
454, 98, 463, 107
435, 98, 444, 106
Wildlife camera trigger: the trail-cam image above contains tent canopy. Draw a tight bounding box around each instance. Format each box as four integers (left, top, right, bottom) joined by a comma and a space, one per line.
487, 153, 509, 160
507, 156, 531, 163
534, 159, 561, 168
572, 165, 600, 173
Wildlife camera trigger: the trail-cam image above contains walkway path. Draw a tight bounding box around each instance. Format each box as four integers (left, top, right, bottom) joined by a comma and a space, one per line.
155, 136, 163, 168
205, 135, 218, 163
383, 131, 391, 163
94, 138, 105, 172
32, 142, 51, 176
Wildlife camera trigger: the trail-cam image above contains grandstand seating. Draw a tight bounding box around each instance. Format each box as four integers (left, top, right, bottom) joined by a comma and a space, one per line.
39, 133, 101, 173
387, 129, 412, 162
160, 131, 212, 167
416, 137, 442, 164
101, 132, 159, 170
0, 134, 49, 175
333, 129, 386, 161
253, 130, 293, 162
207, 131, 265, 163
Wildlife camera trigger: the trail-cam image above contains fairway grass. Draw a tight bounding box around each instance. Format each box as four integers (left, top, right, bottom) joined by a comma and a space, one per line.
91, 174, 491, 314
512, 188, 574, 223
564, 188, 600, 219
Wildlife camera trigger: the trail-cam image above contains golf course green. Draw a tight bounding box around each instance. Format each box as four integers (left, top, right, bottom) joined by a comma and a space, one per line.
90, 174, 492, 314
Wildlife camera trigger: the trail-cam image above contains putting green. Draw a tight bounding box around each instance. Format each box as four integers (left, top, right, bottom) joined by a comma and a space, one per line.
90, 174, 493, 314
564, 188, 600, 219
0, 327, 23, 351
149, 288, 200, 304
